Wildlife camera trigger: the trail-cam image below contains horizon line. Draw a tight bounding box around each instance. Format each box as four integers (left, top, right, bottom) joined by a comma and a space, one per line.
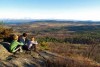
0, 18, 100, 22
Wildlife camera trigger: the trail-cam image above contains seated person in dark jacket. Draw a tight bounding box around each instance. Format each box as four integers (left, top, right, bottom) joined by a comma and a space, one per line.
18, 33, 29, 50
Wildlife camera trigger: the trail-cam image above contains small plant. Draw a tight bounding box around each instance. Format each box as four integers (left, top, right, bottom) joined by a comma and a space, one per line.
39, 41, 49, 50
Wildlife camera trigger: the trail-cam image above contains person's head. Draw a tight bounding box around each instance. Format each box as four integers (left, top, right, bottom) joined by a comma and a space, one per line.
31, 37, 35, 41
22, 33, 27, 37
13, 34, 18, 40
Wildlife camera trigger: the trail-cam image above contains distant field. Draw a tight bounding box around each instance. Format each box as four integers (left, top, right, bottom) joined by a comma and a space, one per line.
8, 22, 88, 33
9, 22, 100, 35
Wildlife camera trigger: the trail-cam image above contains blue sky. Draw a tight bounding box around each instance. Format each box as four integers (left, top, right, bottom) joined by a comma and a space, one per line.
0, 0, 100, 20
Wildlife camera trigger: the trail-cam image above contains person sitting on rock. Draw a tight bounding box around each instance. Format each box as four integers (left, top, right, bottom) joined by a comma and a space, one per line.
10, 34, 24, 53
18, 33, 29, 50
27, 37, 38, 51
18, 33, 29, 45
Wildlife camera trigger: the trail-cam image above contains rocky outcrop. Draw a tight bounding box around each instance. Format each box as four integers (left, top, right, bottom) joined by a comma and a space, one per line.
0, 42, 100, 67
0, 44, 12, 60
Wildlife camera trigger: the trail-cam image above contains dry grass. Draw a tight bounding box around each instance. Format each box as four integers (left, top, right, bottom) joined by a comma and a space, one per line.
39, 42, 100, 67
45, 57, 99, 67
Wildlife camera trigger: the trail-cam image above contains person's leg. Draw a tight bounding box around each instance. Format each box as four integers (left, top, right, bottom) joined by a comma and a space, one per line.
12, 46, 20, 53
19, 46, 23, 52
28, 44, 32, 50
33, 44, 37, 51
23, 44, 30, 51
29, 44, 37, 51
13, 45, 23, 53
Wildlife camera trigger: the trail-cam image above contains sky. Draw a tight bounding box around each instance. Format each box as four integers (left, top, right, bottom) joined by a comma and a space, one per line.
0, 0, 100, 21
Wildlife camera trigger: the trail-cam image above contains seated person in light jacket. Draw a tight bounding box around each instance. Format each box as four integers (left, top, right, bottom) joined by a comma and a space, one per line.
27, 37, 38, 51
10, 34, 24, 53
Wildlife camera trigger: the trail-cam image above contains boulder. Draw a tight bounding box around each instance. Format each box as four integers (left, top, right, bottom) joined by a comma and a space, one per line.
0, 44, 12, 60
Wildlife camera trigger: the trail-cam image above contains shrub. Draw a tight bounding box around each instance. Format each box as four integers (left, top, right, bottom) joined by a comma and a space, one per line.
39, 41, 49, 50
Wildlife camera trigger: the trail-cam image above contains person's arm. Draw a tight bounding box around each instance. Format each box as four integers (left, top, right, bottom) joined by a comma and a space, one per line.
32, 41, 38, 44
17, 41, 24, 45
35, 41, 38, 44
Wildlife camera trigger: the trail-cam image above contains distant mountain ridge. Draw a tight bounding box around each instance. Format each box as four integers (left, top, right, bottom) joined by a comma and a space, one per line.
0, 19, 100, 24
